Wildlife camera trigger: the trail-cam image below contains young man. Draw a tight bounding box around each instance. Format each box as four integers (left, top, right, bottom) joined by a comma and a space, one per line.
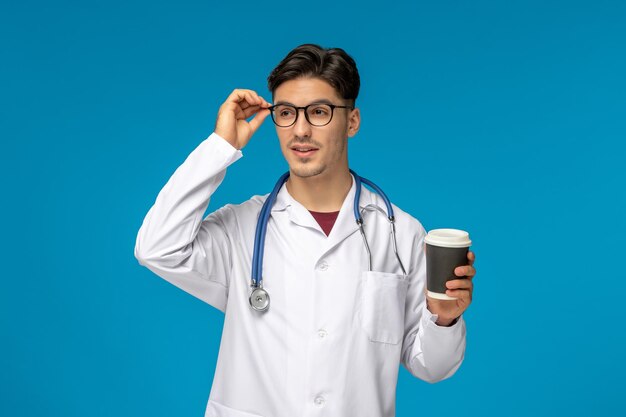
135, 44, 476, 417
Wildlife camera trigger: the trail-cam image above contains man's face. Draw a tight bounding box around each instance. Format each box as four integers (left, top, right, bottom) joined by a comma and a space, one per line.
272, 77, 360, 180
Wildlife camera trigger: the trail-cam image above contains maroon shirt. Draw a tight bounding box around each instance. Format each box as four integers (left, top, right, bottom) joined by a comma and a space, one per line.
309, 210, 340, 236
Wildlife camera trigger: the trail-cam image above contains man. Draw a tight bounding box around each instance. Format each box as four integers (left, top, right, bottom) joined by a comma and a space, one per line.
135, 44, 476, 417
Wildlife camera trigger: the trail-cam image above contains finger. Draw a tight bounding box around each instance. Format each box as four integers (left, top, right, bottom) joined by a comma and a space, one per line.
446, 278, 473, 290
446, 289, 472, 302
226, 89, 248, 104
221, 98, 249, 117
240, 93, 267, 111
245, 91, 261, 107
454, 265, 476, 277
468, 250, 475, 266
249, 94, 271, 109
237, 92, 257, 111
248, 90, 269, 107
247, 90, 271, 108
242, 105, 262, 119
227, 89, 261, 108
220, 102, 245, 122
248, 108, 270, 133
259, 96, 271, 108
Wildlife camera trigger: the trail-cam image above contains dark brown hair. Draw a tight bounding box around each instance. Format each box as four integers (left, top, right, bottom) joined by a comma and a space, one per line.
267, 44, 360, 105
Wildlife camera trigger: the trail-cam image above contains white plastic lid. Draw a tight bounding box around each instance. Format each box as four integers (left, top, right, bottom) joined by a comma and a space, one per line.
424, 228, 471, 248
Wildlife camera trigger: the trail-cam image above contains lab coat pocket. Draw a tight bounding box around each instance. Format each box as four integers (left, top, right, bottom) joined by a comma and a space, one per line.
206, 399, 264, 417
360, 271, 409, 345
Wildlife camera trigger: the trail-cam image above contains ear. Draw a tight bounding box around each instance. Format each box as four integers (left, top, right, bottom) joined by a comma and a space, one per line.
347, 107, 361, 138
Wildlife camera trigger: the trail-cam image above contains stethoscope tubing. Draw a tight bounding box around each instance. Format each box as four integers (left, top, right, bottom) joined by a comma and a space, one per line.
249, 170, 407, 311
251, 172, 289, 287
251, 170, 400, 290
354, 171, 394, 220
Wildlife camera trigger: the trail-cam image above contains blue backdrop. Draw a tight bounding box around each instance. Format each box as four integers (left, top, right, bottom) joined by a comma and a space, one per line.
2, 0, 625, 416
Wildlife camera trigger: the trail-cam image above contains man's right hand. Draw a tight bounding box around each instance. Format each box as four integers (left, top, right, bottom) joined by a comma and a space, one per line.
214, 89, 272, 150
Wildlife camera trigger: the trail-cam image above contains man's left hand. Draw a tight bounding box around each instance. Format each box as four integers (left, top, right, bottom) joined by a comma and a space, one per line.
426, 250, 476, 326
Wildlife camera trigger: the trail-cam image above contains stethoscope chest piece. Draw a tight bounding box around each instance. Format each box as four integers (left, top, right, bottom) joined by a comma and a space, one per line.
249, 287, 270, 312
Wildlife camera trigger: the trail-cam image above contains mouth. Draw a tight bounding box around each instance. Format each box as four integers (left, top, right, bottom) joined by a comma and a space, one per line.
290, 145, 319, 158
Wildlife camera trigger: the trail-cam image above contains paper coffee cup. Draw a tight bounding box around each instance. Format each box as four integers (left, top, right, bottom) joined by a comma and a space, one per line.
424, 229, 472, 300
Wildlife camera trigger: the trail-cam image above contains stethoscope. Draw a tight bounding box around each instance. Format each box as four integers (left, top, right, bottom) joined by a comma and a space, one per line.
249, 169, 407, 312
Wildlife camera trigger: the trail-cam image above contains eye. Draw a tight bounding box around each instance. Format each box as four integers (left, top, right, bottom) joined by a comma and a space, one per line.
310, 105, 330, 116
276, 106, 296, 118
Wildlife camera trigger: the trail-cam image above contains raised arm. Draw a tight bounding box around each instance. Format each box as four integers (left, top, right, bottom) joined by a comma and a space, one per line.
134, 89, 271, 311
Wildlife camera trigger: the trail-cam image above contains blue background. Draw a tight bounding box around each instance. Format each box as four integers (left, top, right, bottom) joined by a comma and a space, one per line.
2, 0, 625, 416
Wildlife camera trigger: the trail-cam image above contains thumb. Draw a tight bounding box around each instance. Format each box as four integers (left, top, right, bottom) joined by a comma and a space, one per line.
248, 108, 271, 134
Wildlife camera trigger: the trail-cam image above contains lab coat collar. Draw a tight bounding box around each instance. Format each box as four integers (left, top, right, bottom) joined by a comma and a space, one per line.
270, 173, 375, 249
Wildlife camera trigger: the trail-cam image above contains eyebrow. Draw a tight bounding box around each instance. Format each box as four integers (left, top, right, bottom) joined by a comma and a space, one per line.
273, 98, 335, 106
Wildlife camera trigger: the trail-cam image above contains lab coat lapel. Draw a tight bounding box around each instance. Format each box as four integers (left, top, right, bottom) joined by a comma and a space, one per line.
271, 183, 323, 233
270, 174, 375, 246
322, 175, 373, 253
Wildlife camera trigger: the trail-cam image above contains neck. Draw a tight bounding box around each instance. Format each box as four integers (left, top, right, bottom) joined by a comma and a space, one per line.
286, 169, 352, 212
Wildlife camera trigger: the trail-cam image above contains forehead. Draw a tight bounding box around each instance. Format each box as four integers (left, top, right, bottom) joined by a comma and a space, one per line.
273, 77, 342, 104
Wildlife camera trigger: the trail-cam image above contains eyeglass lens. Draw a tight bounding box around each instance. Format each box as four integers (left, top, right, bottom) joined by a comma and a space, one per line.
271, 104, 333, 127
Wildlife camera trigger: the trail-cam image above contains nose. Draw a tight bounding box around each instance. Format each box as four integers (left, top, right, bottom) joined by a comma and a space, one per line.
292, 108, 312, 138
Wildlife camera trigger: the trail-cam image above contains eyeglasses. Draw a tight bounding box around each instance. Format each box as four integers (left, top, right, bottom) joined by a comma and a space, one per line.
268, 103, 354, 127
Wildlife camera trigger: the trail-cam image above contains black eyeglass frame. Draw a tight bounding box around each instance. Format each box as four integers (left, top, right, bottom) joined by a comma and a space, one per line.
268, 103, 355, 127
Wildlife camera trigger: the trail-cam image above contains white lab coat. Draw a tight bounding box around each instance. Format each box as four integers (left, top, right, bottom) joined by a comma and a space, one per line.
135, 133, 466, 417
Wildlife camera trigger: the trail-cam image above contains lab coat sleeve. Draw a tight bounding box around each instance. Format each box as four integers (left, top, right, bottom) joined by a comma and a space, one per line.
400, 223, 467, 383
134, 132, 243, 313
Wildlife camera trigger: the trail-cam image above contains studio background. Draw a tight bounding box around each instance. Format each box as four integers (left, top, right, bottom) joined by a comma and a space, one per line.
2, 1, 625, 416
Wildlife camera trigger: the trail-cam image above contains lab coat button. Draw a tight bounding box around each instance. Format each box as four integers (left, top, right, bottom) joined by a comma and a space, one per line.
317, 329, 328, 338
318, 261, 328, 271
314, 396, 325, 406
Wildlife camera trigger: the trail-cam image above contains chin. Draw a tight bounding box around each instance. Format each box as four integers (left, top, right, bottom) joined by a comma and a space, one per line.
289, 163, 325, 178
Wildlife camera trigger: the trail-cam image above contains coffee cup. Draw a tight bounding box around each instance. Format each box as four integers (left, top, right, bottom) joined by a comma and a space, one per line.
424, 229, 472, 300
